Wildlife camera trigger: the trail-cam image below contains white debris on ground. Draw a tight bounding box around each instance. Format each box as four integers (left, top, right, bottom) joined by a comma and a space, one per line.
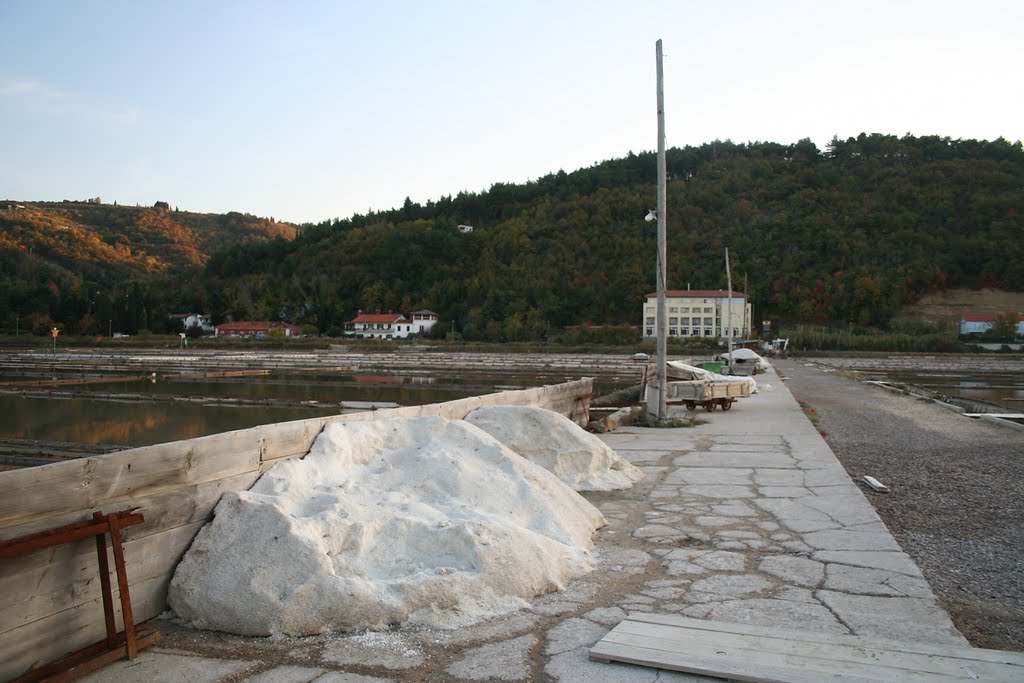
167, 415, 606, 637
464, 405, 645, 491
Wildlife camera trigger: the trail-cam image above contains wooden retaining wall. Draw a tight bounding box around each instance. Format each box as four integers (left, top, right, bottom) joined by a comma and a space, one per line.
0, 378, 593, 681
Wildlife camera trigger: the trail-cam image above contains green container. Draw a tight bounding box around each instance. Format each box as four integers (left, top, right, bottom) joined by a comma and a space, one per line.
701, 361, 723, 374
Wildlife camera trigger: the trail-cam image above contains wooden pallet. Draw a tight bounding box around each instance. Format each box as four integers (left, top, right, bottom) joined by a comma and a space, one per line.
590, 613, 1024, 682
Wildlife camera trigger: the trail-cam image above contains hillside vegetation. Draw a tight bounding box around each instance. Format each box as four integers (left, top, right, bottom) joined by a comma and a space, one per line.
2, 133, 1022, 340
0, 201, 296, 334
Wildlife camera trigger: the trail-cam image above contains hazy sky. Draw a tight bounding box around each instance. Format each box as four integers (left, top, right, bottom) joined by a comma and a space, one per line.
1, 1, 1021, 224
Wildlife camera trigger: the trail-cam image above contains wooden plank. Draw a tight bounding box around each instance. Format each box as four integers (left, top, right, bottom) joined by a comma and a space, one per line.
629, 614, 1024, 667
0, 573, 167, 682
590, 616, 1024, 682
1, 471, 256, 546
254, 419, 327, 462
0, 522, 204, 633
0, 430, 262, 530
605, 619, 1019, 680
591, 639, 895, 683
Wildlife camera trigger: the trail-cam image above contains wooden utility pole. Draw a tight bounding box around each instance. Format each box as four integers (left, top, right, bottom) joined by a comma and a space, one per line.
654, 38, 668, 420
725, 248, 733, 372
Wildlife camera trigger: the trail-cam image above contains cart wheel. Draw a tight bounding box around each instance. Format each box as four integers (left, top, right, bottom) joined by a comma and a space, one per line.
702, 401, 715, 412
720, 399, 733, 411
685, 401, 696, 411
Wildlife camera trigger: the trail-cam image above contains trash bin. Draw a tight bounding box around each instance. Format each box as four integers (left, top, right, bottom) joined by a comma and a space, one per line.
701, 361, 723, 374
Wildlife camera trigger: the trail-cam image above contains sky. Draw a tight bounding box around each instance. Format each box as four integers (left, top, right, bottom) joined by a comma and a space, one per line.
1, 0, 1021, 225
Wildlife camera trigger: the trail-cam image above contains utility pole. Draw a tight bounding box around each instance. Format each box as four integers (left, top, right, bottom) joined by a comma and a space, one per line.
725, 248, 733, 373
653, 38, 668, 421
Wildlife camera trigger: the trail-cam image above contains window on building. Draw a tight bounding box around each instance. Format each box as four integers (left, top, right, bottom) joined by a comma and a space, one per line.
704, 307, 713, 313
704, 329, 713, 336
691, 329, 700, 336
646, 317, 655, 325
704, 317, 713, 326
669, 307, 678, 313
669, 327, 678, 336
645, 328, 654, 336
669, 317, 678, 325
680, 328, 689, 336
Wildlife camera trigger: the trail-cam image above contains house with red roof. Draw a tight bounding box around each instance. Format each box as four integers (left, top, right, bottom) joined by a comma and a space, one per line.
959, 313, 1024, 336
345, 310, 438, 339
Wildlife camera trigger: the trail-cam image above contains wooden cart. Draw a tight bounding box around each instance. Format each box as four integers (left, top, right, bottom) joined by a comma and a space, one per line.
665, 379, 751, 411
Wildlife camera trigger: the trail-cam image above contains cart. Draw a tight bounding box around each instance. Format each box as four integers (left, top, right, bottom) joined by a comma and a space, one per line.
664, 379, 751, 411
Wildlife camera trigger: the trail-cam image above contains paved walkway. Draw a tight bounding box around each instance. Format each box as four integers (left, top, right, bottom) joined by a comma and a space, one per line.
84, 364, 966, 682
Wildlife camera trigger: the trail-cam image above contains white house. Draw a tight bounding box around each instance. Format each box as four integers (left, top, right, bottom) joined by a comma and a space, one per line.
642, 289, 752, 340
168, 313, 215, 335
346, 310, 439, 339
410, 310, 440, 335
960, 313, 1024, 336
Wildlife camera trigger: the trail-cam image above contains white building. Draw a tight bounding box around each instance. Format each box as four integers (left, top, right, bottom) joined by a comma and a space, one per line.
346, 310, 439, 339
642, 289, 752, 340
168, 313, 215, 335
960, 313, 1024, 336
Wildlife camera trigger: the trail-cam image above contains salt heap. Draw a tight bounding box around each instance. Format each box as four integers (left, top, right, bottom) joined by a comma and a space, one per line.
464, 406, 645, 491
167, 415, 606, 637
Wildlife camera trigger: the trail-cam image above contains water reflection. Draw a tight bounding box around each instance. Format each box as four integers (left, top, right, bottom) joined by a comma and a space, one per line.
1, 370, 633, 448
1, 394, 342, 448
876, 371, 1024, 411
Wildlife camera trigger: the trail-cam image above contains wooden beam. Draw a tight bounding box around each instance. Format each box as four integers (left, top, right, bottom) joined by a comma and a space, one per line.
590, 615, 1024, 682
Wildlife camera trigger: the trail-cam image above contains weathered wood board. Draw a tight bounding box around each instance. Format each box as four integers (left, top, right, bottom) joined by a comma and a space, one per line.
589, 613, 1024, 682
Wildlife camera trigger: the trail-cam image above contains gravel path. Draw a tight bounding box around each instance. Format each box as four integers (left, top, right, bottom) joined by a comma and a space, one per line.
776, 358, 1024, 651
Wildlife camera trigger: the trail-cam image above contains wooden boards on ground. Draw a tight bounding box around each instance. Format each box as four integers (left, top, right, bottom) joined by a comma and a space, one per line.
589, 613, 1024, 682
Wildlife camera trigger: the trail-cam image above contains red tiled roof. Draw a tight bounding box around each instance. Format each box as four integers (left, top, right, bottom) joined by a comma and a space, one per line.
645, 290, 747, 299
962, 313, 1022, 322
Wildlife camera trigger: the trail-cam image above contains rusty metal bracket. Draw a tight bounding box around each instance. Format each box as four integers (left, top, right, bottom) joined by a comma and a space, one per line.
0, 508, 161, 682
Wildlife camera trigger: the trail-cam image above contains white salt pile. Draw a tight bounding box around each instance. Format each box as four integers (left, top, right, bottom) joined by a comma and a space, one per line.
464, 405, 645, 491
167, 415, 606, 637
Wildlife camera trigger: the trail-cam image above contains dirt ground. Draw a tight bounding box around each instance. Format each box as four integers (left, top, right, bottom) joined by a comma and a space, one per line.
897, 288, 1024, 325
778, 358, 1024, 651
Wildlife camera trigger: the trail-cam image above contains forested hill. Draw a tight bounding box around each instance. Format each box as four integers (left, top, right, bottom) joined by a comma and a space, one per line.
200, 134, 1023, 337
2, 133, 1022, 339
0, 201, 296, 335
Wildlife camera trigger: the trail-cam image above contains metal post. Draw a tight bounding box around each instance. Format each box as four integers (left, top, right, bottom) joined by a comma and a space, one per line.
725, 248, 733, 373
654, 39, 668, 420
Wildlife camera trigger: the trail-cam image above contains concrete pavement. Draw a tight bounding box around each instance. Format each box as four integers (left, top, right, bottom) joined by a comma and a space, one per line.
82, 361, 966, 682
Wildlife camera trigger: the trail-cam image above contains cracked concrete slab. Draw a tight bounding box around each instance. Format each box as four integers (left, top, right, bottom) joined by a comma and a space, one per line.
816, 591, 968, 645
811, 550, 924, 577
759, 555, 825, 587
683, 598, 849, 633
446, 634, 537, 681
